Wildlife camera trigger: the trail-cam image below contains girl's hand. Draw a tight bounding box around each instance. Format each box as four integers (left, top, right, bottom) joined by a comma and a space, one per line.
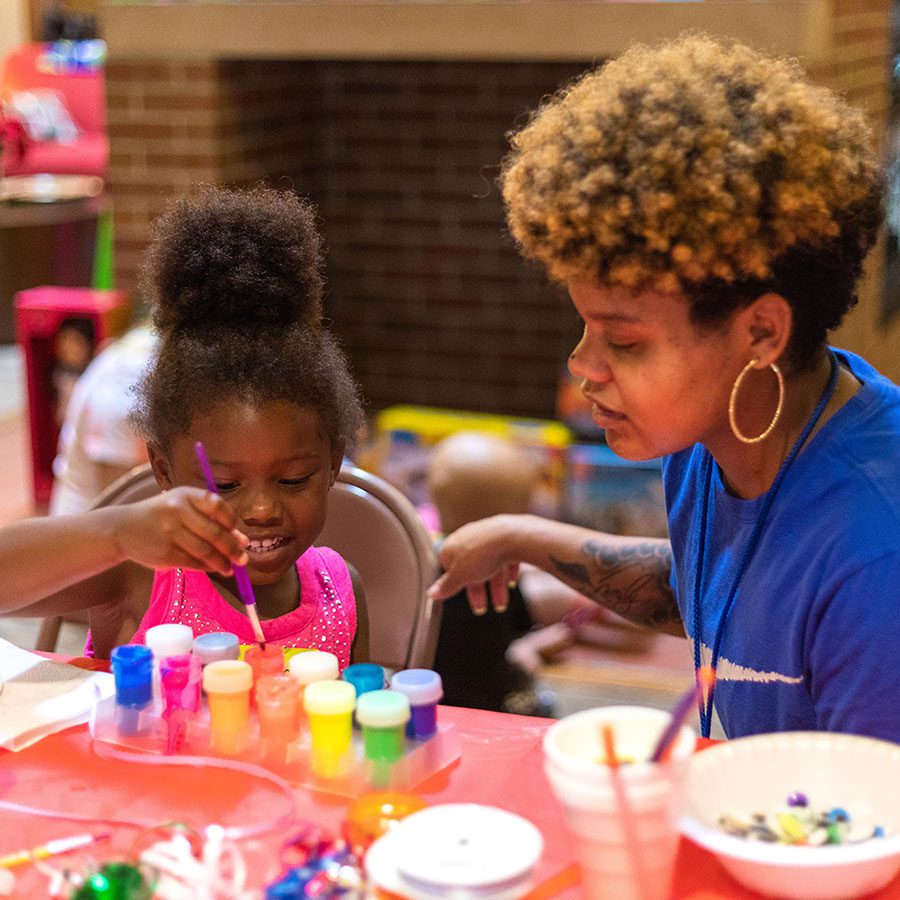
427, 515, 520, 615
115, 487, 249, 576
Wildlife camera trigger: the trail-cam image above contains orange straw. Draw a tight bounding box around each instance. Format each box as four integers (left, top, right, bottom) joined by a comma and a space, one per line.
602, 723, 619, 768
604, 720, 652, 900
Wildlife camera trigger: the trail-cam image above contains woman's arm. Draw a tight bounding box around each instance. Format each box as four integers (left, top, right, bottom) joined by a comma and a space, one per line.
429, 514, 682, 636
0, 488, 248, 616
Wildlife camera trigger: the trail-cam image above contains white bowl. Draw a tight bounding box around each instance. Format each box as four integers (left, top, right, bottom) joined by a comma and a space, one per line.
680, 731, 900, 899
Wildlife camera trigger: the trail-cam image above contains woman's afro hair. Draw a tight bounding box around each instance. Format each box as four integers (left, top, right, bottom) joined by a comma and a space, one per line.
500, 34, 882, 296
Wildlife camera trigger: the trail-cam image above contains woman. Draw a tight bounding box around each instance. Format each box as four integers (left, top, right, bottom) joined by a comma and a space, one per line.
428, 35, 900, 741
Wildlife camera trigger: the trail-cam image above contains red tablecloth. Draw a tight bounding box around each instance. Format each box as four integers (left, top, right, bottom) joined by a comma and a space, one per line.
1, 661, 899, 898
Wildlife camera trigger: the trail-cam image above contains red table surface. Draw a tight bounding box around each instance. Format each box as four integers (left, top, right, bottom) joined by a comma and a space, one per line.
1, 658, 899, 899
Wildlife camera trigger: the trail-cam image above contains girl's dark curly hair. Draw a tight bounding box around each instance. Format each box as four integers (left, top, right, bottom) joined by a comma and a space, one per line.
500, 34, 884, 370
132, 186, 364, 450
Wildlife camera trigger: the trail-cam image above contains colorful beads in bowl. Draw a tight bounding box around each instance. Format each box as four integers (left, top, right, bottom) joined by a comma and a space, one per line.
719, 792, 886, 846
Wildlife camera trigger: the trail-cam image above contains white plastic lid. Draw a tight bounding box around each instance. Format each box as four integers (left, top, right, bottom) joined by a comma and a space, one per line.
202, 659, 253, 694
390, 669, 443, 706
289, 650, 340, 685
366, 804, 543, 898
192, 632, 240, 664
303, 679, 356, 716
145, 623, 194, 659
356, 689, 411, 729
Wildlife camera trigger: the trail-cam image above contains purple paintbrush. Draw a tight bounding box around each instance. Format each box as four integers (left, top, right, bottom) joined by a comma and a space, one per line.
195, 441, 266, 650
650, 666, 716, 763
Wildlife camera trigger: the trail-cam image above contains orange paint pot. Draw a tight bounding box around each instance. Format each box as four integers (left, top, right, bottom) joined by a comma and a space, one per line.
256, 674, 300, 765
202, 660, 253, 756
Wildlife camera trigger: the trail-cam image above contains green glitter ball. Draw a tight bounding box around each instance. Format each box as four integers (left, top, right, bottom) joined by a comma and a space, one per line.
70, 863, 153, 899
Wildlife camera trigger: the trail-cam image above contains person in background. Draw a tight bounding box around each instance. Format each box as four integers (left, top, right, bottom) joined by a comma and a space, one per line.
429, 35, 900, 742
50, 322, 158, 515
427, 431, 651, 711
426, 431, 545, 713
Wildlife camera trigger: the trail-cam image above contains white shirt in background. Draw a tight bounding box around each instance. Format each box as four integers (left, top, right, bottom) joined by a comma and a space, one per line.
49, 324, 158, 516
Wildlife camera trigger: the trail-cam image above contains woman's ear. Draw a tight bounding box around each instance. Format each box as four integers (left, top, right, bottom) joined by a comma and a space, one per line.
147, 444, 175, 491
739, 293, 793, 367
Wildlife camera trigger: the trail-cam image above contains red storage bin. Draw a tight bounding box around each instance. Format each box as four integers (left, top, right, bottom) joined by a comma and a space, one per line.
15, 286, 130, 507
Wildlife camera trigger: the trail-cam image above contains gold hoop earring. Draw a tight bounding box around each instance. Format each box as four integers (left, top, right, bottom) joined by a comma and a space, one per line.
728, 358, 785, 444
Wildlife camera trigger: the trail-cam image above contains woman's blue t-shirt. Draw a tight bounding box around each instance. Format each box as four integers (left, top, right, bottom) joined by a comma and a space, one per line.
662, 349, 900, 741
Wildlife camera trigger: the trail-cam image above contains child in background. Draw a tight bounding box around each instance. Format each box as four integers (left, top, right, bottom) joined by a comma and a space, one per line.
428, 431, 650, 711
427, 431, 542, 713
0, 186, 368, 666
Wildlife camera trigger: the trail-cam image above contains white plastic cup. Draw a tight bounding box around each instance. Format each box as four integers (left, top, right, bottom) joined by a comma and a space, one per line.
542, 705, 695, 900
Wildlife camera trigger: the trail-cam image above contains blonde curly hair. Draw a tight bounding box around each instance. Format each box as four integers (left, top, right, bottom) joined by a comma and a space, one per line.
501, 35, 883, 364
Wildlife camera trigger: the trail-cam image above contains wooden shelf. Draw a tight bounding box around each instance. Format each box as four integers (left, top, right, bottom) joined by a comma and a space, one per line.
101, 0, 832, 63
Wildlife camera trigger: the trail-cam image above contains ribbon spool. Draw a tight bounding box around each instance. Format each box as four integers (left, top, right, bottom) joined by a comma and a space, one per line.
366, 804, 543, 900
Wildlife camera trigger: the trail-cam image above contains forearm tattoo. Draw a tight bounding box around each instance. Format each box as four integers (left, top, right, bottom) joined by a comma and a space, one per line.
550, 539, 680, 630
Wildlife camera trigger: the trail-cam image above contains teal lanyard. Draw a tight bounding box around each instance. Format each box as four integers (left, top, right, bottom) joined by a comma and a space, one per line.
691, 352, 839, 737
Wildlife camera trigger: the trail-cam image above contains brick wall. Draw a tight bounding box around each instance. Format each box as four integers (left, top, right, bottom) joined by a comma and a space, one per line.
106, 59, 585, 418
104, 21, 898, 422
823, 0, 900, 376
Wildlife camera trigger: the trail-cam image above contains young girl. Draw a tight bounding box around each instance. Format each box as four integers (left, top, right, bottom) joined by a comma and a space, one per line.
0, 186, 368, 666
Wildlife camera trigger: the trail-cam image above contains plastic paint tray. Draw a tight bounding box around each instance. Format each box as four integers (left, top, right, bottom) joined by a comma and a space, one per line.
89, 694, 460, 798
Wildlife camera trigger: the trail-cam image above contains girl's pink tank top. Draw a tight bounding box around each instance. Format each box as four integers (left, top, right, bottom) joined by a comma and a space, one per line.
131, 545, 356, 670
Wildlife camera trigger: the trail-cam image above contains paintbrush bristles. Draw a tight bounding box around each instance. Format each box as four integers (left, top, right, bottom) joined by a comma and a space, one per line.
246, 604, 266, 651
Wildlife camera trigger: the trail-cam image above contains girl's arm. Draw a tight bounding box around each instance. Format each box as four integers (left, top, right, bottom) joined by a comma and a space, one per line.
428, 514, 683, 637
0, 487, 249, 616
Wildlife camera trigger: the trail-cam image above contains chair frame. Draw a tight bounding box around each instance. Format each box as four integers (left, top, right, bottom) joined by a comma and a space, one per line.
330, 464, 441, 669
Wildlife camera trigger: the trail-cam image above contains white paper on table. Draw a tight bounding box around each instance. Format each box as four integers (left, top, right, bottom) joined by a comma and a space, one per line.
0, 637, 114, 751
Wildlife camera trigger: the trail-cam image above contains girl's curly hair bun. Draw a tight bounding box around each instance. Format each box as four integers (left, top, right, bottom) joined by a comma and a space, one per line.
142, 185, 325, 333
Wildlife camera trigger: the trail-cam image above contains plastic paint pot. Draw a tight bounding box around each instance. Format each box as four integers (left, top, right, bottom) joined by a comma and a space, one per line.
304, 679, 357, 779
390, 669, 443, 739
192, 632, 240, 665
203, 659, 253, 756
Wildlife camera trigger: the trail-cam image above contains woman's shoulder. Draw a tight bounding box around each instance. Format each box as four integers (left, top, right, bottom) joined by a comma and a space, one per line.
814, 352, 900, 499
795, 397, 900, 566
832, 349, 900, 424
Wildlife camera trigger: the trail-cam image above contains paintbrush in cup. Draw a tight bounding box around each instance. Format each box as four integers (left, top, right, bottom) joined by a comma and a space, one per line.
194, 440, 267, 650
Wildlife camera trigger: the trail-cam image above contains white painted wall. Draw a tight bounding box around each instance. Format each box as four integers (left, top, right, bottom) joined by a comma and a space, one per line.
0, 0, 28, 65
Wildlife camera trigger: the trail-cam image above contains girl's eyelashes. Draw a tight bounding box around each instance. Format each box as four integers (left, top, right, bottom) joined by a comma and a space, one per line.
213, 476, 313, 492
279, 476, 312, 489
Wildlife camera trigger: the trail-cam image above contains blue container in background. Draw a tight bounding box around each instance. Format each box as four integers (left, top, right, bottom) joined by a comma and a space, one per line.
562, 443, 668, 538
